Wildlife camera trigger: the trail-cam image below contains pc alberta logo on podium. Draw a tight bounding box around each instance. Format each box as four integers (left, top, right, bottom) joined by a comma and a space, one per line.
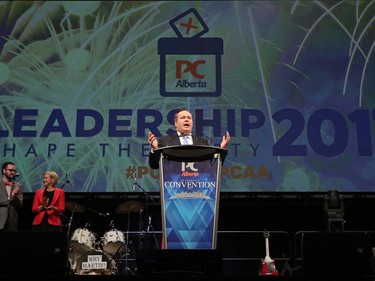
158, 8, 223, 97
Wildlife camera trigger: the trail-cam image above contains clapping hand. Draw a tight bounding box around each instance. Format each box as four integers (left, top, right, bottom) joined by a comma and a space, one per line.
42, 197, 49, 209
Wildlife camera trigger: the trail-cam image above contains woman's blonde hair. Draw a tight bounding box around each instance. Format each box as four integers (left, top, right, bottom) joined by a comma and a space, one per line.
45, 171, 59, 185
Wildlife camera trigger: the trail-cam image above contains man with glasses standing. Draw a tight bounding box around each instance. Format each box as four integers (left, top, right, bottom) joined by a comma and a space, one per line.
0, 161, 23, 232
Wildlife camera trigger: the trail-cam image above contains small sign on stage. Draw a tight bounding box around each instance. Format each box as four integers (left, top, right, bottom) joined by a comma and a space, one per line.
81, 254, 107, 270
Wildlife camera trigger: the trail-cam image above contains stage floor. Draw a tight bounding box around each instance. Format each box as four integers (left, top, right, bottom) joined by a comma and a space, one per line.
0, 230, 374, 281
1, 273, 375, 281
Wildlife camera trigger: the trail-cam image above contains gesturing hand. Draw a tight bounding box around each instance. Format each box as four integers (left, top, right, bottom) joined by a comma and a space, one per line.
148, 131, 158, 150
220, 131, 231, 149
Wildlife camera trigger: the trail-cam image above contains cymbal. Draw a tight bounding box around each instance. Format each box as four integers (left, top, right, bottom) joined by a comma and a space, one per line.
66, 201, 86, 213
115, 201, 143, 214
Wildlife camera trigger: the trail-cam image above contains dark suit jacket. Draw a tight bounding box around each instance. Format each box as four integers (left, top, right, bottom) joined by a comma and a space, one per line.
148, 132, 211, 169
0, 181, 23, 231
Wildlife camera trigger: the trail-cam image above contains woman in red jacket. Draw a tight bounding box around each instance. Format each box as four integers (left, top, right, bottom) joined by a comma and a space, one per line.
32, 171, 65, 231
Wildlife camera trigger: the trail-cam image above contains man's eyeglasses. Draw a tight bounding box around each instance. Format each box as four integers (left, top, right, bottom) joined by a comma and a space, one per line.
5, 169, 17, 173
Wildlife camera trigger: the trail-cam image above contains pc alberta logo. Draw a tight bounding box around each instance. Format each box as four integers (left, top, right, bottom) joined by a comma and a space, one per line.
158, 8, 223, 97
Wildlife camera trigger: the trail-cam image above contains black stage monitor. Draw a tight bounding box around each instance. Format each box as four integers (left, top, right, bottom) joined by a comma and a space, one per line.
136, 249, 222, 275
0, 231, 67, 275
302, 231, 374, 276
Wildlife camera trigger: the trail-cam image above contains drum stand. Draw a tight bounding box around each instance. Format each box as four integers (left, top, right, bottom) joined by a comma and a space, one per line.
133, 179, 159, 250
138, 209, 144, 250
66, 211, 77, 274
122, 212, 135, 275
67, 212, 75, 243
146, 215, 159, 250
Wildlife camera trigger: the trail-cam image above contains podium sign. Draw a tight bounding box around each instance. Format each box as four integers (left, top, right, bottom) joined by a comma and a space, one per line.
158, 146, 224, 249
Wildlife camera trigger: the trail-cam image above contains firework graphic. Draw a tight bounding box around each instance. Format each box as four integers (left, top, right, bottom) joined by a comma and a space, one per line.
0, 1, 374, 193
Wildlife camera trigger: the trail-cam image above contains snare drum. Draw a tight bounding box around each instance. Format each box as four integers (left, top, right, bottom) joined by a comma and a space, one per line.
76, 250, 117, 275
70, 228, 97, 253
102, 229, 125, 255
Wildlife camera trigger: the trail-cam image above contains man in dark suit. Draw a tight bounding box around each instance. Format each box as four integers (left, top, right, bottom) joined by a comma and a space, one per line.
0, 161, 23, 232
147, 108, 230, 169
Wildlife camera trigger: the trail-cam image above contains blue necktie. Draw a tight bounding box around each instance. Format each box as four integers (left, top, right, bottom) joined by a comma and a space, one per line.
182, 136, 189, 145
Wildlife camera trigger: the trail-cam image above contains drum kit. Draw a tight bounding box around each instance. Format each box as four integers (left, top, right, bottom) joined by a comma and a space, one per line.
66, 200, 146, 275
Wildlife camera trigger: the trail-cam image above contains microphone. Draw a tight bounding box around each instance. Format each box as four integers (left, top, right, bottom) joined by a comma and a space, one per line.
147, 216, 152, 232
132, 172, 137, 191
109, 220, 115, 228
99, 212, 110, 217
11, 172, 20, 181
60, 173, 73, 189
203, 134, 215, 146
65, 174, 73, 186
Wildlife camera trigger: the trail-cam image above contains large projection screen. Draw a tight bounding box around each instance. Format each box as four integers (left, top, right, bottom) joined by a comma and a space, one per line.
0, 1, 374, 193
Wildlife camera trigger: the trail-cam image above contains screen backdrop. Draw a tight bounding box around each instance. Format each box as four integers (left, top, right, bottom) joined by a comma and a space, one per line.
0, 1, 374, 193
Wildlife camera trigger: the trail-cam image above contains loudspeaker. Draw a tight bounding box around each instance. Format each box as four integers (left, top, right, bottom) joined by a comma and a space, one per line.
136, 249, 222, 275
0, 231, 68, 275
301, 232, 373, 276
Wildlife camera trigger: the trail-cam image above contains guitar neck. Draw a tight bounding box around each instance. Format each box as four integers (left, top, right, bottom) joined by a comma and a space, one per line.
264, 237, 271, 261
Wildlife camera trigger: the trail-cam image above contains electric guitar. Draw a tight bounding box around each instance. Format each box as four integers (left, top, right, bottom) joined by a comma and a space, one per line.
260, 230, 279, 276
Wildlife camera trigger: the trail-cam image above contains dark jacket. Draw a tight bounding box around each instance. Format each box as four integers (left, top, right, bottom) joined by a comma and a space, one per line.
148, 132, 211, 169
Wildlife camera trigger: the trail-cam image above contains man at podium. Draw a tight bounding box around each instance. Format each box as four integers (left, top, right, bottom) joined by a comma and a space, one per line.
147, 108, 230, 249
147, 108, 230, 169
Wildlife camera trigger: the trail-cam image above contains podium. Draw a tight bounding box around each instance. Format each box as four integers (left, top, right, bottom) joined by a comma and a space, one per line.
155, 145, 227, 249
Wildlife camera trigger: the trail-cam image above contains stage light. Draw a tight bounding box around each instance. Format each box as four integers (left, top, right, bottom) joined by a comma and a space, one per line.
323, 190, 345, 232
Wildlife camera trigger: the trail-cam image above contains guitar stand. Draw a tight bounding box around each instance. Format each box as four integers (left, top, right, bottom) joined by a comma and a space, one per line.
279, 254, 301, 276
